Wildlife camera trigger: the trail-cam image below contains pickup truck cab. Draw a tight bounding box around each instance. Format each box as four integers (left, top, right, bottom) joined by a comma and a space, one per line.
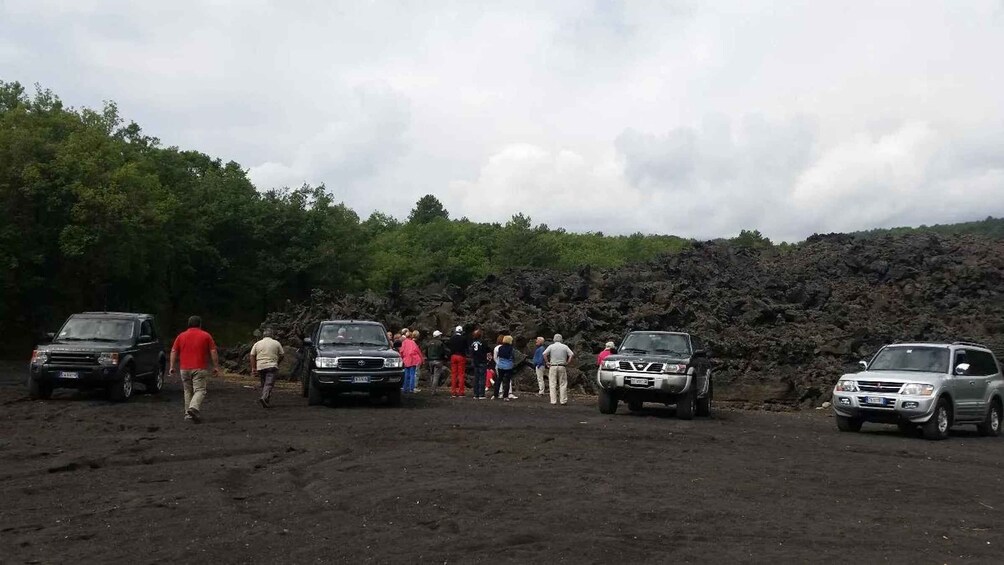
300, 320, 405, 406
28, 312, 166, 402
595, 331, 713, 419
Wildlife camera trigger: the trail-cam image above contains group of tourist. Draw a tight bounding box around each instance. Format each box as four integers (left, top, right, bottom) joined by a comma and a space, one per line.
388, 326, 579, 405
166, 315, 611, 423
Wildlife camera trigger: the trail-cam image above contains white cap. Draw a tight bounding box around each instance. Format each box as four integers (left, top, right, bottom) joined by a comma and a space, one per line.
455, 325, 463, 332
433, 330, 442, 337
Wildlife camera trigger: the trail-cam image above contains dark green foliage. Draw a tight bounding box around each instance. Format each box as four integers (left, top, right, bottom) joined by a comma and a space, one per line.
407, 194, 450, 224
853, 216, 1004, 239
0, 82, 367, 348
0, 82, 692, 349
731, 229, 773, 249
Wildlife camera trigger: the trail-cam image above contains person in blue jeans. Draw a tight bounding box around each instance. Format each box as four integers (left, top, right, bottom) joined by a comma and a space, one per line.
493, 335, 516, 401
469, 330, 490, 399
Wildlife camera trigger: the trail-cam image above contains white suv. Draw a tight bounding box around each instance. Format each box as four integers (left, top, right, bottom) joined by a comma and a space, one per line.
831, 342, 1004, 440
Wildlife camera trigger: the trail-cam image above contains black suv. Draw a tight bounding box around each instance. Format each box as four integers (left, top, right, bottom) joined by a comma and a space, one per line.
28, 312, 167, 402
595, 331, 713, 418
299, 320, 405, 406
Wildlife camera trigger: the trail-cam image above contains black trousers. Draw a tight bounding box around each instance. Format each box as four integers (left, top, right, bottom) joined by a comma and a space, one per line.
494, 368, 514, 399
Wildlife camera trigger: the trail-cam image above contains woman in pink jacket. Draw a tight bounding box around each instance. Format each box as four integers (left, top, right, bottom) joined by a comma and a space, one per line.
400, 330, 425, 393
597, 341, 616, 365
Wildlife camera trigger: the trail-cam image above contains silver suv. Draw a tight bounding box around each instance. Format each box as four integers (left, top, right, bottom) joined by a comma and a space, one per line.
831, 342, 1004, 440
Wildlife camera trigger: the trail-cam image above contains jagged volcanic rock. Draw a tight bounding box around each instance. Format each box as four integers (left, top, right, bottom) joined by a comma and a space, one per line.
222, 232, 1004, 408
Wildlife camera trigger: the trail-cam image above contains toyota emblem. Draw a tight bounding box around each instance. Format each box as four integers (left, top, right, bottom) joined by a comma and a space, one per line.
357, 360, 365, 367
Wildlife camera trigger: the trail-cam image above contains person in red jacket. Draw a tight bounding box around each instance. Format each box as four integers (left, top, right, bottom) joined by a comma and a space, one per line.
400, 330, 424, 393
597, 341, 616, 365
169, 315, 220, 423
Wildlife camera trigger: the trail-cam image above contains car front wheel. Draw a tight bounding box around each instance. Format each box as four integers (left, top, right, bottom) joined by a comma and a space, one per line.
836, 415, 863, 432
598, 388, 617, 414
307, 375, 324, 406
108, 366, 134, 402
677, 387, 696, 420
921, 398, 952, 440
386, 387, 402, 407
696, 378, 713, 417
28, 376, 53, 400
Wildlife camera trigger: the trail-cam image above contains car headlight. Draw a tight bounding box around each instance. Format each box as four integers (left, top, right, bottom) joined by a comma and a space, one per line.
31, 349, 49, 365
662, 363, 687, 374
315, 357, 338, 369
900, 383, 935, 396
601, 359, 620, 370
97, 352, 119, 366
835, 380, 859, 392
384, 357, 403, 368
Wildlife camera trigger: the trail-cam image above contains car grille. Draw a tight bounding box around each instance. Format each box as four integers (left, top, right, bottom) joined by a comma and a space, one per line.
336, 357, 385, 370
858, 381, 902, 393
48, 352, 98, 365
617, 361, 665, 373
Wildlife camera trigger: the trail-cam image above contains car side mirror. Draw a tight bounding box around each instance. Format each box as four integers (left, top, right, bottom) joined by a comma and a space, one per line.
138, 335, 154, 344
858, 360, 868, 371
43, 332, 55, 343
303, 337, 313, 347
955, 363, 970, 376
693, 349, 706, 357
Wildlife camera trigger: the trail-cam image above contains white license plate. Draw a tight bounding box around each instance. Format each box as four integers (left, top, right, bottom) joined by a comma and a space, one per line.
629, 378, 648, 386
352, 376, 370, 384
60, 371, 79, 379
865, 396, 885, 405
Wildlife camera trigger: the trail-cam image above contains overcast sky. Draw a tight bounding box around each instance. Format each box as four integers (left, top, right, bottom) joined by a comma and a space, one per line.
3, 0, 1003, 241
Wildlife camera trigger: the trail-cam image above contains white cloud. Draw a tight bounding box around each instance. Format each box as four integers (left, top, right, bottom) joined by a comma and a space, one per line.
2, 0, 1003, 239
449, 143, 642, 232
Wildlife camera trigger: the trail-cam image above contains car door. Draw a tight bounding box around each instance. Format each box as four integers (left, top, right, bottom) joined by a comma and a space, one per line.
967, 350, 995, 418
689, 335, 711, 396
951, 349, 981, 420
134, 319, 159, 377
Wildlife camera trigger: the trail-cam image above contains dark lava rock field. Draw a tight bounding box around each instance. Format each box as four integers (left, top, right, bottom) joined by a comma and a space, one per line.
224, 232, 1004, 409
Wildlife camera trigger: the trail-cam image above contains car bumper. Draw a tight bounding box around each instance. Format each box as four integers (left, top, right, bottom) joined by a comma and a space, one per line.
831, 393, 938, 423
311, 369, 404, 392
597, 370, 694, 395
30, 364, 121, 387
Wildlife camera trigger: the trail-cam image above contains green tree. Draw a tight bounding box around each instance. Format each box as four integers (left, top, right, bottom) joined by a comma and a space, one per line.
408, 194, 450, 224
732, 229, 773, 249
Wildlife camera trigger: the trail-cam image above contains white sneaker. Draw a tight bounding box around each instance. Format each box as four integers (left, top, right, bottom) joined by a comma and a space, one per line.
510, 395, 518, 399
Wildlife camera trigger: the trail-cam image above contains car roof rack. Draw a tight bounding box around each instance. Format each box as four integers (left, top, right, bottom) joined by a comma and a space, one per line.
953, 341, 989, 349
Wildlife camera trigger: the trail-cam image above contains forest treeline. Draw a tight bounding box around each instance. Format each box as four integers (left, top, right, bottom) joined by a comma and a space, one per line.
0, 82, 690, 346
2, 81, 1002, 349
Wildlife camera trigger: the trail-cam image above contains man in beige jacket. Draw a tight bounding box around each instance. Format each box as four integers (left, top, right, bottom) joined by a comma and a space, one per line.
250, 328, 284, 408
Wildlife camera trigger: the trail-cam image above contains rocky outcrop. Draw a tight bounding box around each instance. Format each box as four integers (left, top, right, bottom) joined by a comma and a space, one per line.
222, 232, 1004, 408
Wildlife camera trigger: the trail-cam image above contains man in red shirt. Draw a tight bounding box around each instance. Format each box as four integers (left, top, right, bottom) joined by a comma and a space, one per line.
169, 315, 220, 423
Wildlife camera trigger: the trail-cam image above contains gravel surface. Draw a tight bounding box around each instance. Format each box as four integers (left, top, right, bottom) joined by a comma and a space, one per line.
2, 365, 1003, 564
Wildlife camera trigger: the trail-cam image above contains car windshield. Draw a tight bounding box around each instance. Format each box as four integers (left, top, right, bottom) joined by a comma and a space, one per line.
57, 318, 135, 342
619, 333, 691, 356
868, 346, 949, 373
318, 324, 388, 347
